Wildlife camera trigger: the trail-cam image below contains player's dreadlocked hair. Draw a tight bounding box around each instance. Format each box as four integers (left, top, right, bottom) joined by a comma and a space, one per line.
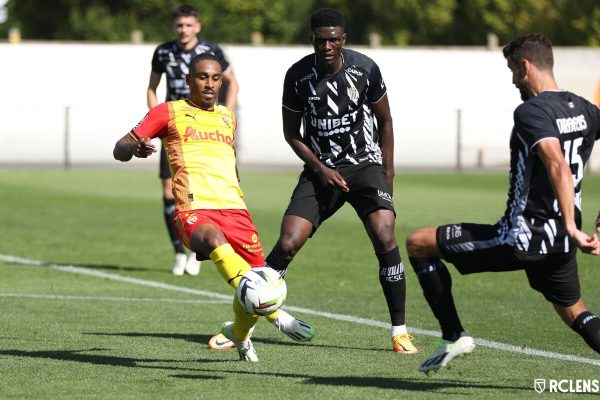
310, 8, 345, 30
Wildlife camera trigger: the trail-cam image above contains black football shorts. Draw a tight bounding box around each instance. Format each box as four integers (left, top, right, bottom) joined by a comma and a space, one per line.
285, 163, 395, 233
436, 222, 580, 307
159, 144, 171, 179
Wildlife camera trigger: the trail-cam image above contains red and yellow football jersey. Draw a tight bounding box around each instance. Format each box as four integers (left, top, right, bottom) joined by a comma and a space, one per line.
132, 99, 245, 211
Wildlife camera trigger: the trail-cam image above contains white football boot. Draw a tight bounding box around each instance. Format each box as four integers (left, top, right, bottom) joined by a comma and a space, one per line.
171, 253, 187, 276
419, 332, 475, 373
271, 310, 315, 342
185, 253, 201, 276
220, 322, 258, 362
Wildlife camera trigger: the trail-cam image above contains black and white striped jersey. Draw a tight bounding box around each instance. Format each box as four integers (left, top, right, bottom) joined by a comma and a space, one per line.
151, 39, 230, 101
498, 90, 600, 254
282, 48, 387, 168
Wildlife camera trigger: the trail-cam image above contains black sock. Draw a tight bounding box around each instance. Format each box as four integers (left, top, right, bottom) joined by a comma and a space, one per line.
377, 247, 406, 326
163, 198, 185, 254
409, 256, 464, 341
265, 246, 291, 278
571, 311, 600, 354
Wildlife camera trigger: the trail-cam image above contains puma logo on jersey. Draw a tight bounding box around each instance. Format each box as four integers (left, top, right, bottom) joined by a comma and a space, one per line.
185, 113, 197, 120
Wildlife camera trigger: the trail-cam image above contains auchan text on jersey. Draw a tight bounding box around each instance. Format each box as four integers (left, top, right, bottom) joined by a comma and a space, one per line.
183, 126, 233, 145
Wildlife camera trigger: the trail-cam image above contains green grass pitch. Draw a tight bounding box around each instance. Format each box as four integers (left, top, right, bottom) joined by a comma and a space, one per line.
0, 168, 598, 399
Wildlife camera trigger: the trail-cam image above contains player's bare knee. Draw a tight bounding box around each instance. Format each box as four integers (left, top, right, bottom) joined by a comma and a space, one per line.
405, 232, 418, 256
277, 234, 305, 258
377, 232, 397, 252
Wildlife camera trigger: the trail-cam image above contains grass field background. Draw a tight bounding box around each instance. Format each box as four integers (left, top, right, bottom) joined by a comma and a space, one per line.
1, 168, 599, 399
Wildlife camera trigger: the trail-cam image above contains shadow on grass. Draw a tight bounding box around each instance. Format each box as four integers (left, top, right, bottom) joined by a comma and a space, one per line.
0, 348, 530, 393
173, 369, 531, 394
0, 348, 225, 379
2, 256, 154, 272
85, 331, 316, 349
0, 348, 172, 367
58, 262, 151, 272
72, 264, 152, 273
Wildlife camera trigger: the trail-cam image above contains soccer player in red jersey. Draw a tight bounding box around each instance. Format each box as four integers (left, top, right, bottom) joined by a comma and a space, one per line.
114, 53, 313, 361
148, 4, 239, 276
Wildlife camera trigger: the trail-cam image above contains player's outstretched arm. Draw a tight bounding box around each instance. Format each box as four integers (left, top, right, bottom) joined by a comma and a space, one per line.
372, 94, 395, 195
222, 67, 239, 111
538, 138, 600, 255
147, 72, 161, 110
113, 132, 157, 162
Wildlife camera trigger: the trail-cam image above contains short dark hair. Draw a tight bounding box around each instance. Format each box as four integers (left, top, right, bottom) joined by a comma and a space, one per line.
173, 4, 198, 19
310, 8, 345, 31
189, 52, 220, 71
502, 33, 554, 70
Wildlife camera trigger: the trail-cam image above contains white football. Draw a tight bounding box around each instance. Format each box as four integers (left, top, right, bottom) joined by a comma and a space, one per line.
236, 267, 287, 316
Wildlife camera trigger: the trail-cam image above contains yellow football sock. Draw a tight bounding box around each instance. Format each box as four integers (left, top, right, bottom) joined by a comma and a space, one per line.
265, 309, 280, 322
209, 243, 251, 289
233, 297, 259, 341
209, 243, 259, 341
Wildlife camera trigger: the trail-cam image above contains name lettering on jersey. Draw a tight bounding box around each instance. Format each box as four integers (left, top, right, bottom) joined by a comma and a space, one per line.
184, 126, 233, 145
310, 111, 358, 137
556, 114, 587, 134
346, 67, 363, 77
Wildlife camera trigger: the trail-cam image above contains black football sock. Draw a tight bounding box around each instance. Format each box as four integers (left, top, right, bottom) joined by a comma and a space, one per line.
571, 311, 600, 354
265, 246, 291, 278
409, 257, 464, 341
377, 247, 406, 326
163, 197, 185, 254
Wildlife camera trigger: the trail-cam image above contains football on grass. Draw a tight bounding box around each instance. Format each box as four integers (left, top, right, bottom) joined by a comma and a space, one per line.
236, 267, 287, 316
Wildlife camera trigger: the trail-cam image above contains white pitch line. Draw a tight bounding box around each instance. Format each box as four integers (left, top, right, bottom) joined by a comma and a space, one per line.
0, 292, 228, 304
1, 253, 599, 367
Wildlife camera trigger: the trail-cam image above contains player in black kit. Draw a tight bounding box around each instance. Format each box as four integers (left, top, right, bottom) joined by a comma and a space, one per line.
263, 8, 417, 354
147, 4, 238, 276
406, 33, 600, 373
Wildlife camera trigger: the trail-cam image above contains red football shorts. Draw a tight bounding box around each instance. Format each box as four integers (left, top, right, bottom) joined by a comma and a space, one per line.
174, 209, 265, 267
